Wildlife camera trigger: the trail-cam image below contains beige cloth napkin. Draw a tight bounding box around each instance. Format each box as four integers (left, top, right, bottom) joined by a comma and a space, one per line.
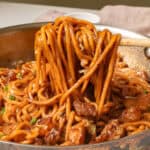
35, 5, 150, 36
35, 10, 64, 22
99, 5, 150, 36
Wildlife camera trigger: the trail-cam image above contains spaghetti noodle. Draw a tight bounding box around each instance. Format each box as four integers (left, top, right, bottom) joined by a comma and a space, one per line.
0, 16, 149, 145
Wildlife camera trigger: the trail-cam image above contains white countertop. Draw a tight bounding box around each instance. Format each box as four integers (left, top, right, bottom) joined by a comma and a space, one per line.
0, 2, 98, 28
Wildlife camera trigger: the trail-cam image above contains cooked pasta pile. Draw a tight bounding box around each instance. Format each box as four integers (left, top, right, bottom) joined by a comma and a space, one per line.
0, 17, 149, 146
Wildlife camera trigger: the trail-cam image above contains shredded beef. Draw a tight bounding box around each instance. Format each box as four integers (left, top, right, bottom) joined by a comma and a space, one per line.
95, 120, 125, 143
73, 99, 96, 118
37, 117, 60, 145
121, 106, 141, 122
44, 128, 60, 145
68, 126, 85, 145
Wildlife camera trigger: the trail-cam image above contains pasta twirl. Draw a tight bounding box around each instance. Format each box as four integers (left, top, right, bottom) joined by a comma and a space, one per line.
0, 17, 149, 146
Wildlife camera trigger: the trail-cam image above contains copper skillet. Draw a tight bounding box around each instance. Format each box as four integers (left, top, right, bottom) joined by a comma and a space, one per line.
0, 22, 150, 150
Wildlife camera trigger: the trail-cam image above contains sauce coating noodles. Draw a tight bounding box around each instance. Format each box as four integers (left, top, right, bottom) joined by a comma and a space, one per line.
0, 17, 149, 146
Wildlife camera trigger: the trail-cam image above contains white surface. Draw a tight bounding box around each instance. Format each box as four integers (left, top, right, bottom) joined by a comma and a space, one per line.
0, 2, 97, 28
65, 12, 101, 24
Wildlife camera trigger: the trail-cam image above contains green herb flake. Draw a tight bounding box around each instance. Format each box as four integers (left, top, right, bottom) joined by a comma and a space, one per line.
4, 85, 8, 92
16, 72, 23, 79
9, 95, 16, 101
144, 89, 149, 94
30, 118, 37, 125
0, 107, 5, 115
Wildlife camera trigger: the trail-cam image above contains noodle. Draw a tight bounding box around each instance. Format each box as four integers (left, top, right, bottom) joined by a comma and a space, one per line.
0, 16, 149, 146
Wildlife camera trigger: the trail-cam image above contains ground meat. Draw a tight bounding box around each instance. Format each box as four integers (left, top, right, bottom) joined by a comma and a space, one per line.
95, 120, 124, 143
73, 99, 96, 118
68, 125, 85, 145
124, 93, 150, 111
44, 128, 60, 145
121, 107, 141, 122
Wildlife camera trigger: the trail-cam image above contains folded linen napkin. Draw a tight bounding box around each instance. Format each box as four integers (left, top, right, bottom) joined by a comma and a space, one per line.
35, 10, 65, 22
35, 5, 150, 36
99, 5, 150, 36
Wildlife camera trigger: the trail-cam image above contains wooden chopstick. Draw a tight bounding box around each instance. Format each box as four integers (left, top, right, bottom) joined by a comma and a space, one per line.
120, 38, 150, 47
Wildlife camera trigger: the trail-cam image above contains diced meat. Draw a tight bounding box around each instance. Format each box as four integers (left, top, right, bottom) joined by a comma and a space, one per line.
68, 125, 85, 145
95, 120, 124, 143
124, 93, 150, 111
121, 107, 141, 122
37, 117, 55, 136
44, 128, 60, 145
73, 99, 96, 118
37, 117, 60, 145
